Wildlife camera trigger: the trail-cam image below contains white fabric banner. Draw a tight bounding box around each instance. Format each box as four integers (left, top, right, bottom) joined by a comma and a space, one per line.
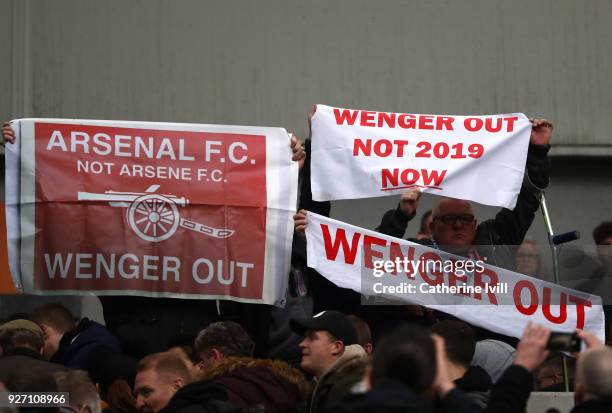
305, 212, 605, 341
311, 104, 532, 209
5, 118, 298, 306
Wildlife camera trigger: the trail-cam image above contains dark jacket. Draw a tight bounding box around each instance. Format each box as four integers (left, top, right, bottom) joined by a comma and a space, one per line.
326, 379, 434, 413
484, 365, 533, 413
201, 357, 309, 413
328, 378, 485, 413
571, 399, 612, 413
455, 366, 493, 411
309, 345, 368, 413
159, 381, 239, 413
51, 318, 121, 369
330, 364, 533, 413
376, 143, 551, 272
0, 347, 66, 382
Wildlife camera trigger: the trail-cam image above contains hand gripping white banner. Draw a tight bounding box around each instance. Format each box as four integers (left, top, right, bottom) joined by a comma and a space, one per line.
305, 212, 605, 341
310, 104, 531, 209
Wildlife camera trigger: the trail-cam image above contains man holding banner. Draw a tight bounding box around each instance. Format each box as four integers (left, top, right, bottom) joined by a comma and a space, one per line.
375, 117, 553, 271
1, 120, 305, 358
295, 106, 604, 343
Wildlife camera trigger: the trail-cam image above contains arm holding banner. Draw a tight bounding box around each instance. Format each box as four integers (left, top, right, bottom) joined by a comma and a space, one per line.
478, 119, 553, 248
375, 188, 422, 238
298, 106, 331, 216
375, 118, 553, 250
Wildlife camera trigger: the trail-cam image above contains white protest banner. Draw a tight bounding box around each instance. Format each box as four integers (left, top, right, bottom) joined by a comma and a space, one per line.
4, 119, 298, 305
310, 104, 532, 209
305, 212, 605, 341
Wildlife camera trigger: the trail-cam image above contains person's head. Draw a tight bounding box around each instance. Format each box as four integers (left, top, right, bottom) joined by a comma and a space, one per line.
593, 221, 612, 269
516, 239, 541, 276
430, 320, 475, 379
575, 346, 612, 404
55, 370, 101, 413
417, 210, 433, 240
30, 303, 76, 359
430, 198, 477, 252
368, 325, 436, 397
166, 334, 200, 378
0, 319, 45, 354
291, 311, 358, 379
134, 352, 192, 413
193, 321, 254, 374
84, 349, 136, 402
347, 315, 373, 354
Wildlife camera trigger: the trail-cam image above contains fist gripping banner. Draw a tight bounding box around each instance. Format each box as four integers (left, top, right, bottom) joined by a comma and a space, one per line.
310, 104, 532, 209
4, 119, 298, 305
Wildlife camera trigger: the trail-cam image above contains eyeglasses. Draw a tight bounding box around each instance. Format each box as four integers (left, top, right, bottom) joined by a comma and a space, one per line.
434, 214, 475, 225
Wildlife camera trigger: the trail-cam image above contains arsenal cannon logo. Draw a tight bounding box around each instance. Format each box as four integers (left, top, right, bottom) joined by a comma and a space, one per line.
77, 184, 234, 242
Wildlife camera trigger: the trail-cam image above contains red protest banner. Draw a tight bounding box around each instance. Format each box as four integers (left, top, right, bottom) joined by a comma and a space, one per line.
0, 202, 18, 294
6, 120, 297, 304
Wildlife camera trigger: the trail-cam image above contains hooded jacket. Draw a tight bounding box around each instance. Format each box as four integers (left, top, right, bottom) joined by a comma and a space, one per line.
309, 344, 368, 413
51, 318, 121, 369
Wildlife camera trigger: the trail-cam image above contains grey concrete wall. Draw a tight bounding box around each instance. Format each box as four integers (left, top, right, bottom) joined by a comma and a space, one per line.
0, 0, 611, 280
1, 0, 611, 152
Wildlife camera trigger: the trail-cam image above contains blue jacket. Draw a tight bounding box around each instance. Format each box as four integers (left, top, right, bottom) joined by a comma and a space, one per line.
51, 318, 121, 369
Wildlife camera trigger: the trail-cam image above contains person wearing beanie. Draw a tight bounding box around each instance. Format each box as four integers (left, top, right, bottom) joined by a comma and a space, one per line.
0, 319, 66, 381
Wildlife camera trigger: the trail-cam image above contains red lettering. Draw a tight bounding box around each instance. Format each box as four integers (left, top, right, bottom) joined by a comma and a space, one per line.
353, 138, 371, 156
513, 280, 538, 315
419, 252, 444, 285
464, 117, 483, 132
421, 169, 447, 187
568, 295, 592, 330
321, 224, 361, 265
377, 112, 396, 128
381, 168, 446, 189
473, 267, 499, 304
381, 168, 399, 188
447, 260, 470, 297
418, 115, 434, 130
398, 114, 416, 129
374, 140, 393, 157
400, 169, 419, 185
360, 111, 376, 127
485, 117, 503, 132
394, 140, 409, 156
542, 287, 567, 324
436, 116, 455, 131
504, 116, 518, 132
363, 235, 387, 269
333, 108, 358, 125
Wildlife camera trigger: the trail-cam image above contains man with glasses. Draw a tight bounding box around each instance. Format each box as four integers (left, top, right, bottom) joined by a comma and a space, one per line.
375, 118, 554, 271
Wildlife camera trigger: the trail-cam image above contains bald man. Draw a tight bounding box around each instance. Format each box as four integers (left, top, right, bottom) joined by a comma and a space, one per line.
571, 332, 612, 412
373, 118, 554, 270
